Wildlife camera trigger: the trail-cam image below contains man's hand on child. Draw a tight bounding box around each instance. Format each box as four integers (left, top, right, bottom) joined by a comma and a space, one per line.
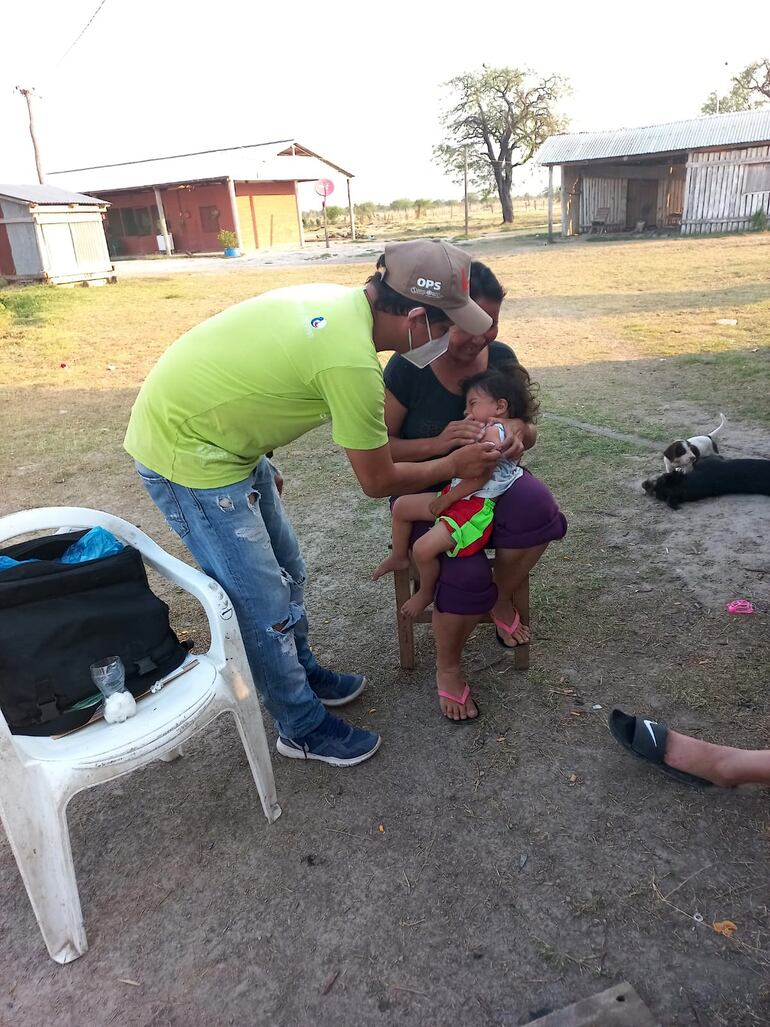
451, 441, 499, 480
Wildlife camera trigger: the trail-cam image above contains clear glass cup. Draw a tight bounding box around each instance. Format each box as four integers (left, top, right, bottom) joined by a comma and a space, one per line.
89, 656, 127, 700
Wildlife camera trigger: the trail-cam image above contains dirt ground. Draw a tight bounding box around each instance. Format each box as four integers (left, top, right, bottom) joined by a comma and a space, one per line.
1, 235, 769, 1027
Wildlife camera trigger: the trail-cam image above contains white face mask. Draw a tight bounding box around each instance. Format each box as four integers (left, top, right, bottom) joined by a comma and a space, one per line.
402, 312, 451, 369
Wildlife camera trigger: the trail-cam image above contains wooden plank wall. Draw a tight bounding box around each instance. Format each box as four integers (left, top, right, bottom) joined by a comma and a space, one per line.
682, 144, 770, 234
580, 176, 627, 230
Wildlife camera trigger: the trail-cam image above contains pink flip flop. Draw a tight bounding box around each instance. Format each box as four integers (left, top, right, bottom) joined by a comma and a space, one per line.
492, 610, 525, 650
437, 682, 481, 723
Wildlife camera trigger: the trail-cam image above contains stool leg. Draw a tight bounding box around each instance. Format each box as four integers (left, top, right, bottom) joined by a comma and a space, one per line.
394, 567, 415, 671
514, 573, 530, 671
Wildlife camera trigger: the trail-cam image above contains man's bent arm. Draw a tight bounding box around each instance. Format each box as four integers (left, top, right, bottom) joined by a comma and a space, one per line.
346, 444, 498, 499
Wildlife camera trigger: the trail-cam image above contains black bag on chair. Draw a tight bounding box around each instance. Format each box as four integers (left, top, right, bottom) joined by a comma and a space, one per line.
0, 531, 190, 736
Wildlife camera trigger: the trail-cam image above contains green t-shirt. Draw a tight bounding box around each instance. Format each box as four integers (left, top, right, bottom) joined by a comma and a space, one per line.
124, 284, 388, 488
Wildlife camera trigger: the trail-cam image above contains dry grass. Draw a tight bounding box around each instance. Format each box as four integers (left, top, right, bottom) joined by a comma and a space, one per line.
1, 232, 769, 1026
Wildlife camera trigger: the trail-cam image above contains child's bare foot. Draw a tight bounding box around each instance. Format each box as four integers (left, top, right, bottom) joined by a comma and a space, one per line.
372, 554, 409, 581
436, 671, 479, 721
401, 590, 432, 618
492, 600, 530, 648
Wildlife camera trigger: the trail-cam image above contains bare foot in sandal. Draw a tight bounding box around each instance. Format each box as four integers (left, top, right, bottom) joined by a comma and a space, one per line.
436, 671, 479, 722
492, 601, 530, 648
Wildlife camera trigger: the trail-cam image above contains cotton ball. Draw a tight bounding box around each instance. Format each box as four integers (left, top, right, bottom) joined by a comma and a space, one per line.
104, 690, 137, 723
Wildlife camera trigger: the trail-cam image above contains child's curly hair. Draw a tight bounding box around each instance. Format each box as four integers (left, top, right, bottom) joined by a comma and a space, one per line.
461, 361, 540, 423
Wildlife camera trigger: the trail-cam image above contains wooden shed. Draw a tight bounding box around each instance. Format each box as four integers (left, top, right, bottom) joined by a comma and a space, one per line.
0, 184, 114, 285
47, 140, 355, 257
536, 109, 770, 237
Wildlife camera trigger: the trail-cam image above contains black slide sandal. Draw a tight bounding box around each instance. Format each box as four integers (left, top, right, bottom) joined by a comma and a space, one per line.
608, 709, 713, 788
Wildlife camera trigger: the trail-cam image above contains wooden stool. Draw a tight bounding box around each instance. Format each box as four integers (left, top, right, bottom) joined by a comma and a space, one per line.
393, 557, 530, 672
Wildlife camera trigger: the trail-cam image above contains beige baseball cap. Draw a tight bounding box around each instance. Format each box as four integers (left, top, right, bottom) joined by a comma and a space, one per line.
380, 240, 493, 336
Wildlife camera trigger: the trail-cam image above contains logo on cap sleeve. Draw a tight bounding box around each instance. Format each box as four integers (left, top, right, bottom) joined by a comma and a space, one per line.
310, 315, 327, 329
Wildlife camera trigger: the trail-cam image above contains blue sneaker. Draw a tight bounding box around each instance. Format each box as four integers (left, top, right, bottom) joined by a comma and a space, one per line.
307, 666, 366, 707
276, 712, 381, 767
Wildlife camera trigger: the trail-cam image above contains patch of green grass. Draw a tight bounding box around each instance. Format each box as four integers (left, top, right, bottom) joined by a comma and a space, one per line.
0, 285, 75, 326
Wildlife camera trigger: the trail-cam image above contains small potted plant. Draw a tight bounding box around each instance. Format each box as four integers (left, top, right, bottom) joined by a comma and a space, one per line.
217, 229, 239, 257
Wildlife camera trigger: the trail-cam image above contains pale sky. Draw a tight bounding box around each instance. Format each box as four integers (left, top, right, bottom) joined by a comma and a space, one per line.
2, 0, 769, 209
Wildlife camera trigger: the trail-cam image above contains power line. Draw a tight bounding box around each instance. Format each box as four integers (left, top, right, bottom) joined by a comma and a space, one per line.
56, 0, 109, 67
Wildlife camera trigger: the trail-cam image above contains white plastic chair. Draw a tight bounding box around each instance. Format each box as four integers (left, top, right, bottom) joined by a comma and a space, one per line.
0, 507, 281, 964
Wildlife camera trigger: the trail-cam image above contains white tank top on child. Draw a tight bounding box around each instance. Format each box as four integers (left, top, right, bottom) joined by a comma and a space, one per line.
450, 423, 523, 500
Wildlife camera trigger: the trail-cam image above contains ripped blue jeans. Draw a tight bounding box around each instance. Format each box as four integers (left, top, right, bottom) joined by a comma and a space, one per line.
135, 458, 326, 739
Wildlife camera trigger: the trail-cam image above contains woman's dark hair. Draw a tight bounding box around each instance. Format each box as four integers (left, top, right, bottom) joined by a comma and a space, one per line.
365, 254, 448, 324
470, 261, 506, 304
461, 361, 539, 422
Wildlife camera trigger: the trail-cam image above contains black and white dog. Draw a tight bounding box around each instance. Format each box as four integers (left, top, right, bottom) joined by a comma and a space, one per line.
662, 413, 726, 474
643, 456, 770, 509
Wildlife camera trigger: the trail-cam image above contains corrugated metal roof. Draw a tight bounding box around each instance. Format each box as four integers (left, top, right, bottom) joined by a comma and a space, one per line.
536, 108, 770, 164
47, 139, 354, 194
0, 183, 106, 206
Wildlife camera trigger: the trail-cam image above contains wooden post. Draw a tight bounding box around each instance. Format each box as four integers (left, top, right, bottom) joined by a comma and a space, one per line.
560, 166, 569, 238
153, 187, 173, 255
294, 181, 305, 247
547, 165, 554, 242
463, 147, 469, 237
347, 178, 356, 241
322, 201, 329, 249
226, 178, 243, 252
16, 87, 45, 184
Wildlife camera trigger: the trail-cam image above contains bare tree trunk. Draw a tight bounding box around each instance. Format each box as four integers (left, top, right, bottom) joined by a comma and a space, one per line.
496, 177, 514, 222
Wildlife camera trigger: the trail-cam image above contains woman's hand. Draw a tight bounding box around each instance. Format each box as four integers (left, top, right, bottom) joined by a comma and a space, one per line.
492, 418, 534, 461
435, 418, 486, 453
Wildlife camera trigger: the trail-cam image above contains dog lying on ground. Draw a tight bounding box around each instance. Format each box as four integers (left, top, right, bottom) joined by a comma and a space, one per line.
662, 413, 726, 474
643, 456, 770, 509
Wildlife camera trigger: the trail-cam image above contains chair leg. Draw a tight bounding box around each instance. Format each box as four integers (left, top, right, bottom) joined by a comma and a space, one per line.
394, 566, 415, 671
158, 746, 184, 762
0, 785, 87, 963
229, 701, 282, 823
514, 573, 531, 672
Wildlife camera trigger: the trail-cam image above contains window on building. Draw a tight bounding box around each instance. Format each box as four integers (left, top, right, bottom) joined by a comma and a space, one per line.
199, 205, 221, 233
744, 163, 770, 193
121, 207, 153, 236
106, 208, 124, 237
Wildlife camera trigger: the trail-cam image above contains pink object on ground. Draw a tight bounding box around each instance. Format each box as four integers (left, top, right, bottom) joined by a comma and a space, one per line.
726, 600, 754, 614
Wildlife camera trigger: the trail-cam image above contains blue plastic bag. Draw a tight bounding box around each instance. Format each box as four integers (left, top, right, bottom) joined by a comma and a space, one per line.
60, 527, 124, 564
0, 527, 124, 571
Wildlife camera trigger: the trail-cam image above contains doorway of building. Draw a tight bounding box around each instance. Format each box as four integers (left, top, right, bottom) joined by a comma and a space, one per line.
626, 179, 658, 229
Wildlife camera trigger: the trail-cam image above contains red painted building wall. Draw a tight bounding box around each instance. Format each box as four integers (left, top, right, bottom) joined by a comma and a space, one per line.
102, 181, 233, 256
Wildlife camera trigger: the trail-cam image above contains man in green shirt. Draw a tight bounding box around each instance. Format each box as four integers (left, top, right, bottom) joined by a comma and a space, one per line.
126, 240, 499, 767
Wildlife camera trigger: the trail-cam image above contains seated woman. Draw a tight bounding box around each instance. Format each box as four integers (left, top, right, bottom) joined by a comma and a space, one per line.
383, 261, 567, 721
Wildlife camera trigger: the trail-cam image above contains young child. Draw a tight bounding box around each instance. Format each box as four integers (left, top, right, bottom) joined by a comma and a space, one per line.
373, 362, 538, 620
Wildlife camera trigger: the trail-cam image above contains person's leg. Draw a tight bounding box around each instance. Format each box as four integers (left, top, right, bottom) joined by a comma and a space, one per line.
432, 610, 481, 721
491, 545, 548, 646
135, 463, 379, 763
372, 493, 436, 580
665, 731, 770, 787
402, 522, 454, 618
491, 471, 568, 649
248, 459, 361, 705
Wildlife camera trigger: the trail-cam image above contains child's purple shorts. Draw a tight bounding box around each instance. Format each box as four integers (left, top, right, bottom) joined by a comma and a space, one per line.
409, 469, 567, 616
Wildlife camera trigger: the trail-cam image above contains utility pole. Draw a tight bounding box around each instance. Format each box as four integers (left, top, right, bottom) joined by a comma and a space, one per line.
463, 146, 469, 238
16, 86, 45, 183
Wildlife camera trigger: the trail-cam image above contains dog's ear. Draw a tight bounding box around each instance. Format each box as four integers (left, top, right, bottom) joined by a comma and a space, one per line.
662, 442, 681, 460
689, 442, 701, 459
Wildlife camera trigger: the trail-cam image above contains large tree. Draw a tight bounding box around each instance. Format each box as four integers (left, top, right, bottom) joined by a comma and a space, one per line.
702, 58, 770, 114
434, 66, 568, 223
